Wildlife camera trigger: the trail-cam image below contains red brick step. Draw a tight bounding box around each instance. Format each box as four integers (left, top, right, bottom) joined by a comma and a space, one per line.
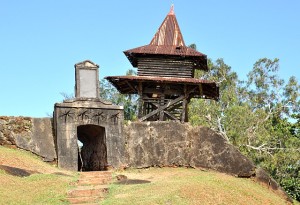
67, 185, 108, 197
67, 171, 113, 204
77, 178, 111, 186
67, 196, 102, 204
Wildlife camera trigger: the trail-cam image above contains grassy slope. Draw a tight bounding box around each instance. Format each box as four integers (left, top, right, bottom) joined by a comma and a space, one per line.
103, 168, 297, 205
0, 146, 298, 205
0, 146, 76, 205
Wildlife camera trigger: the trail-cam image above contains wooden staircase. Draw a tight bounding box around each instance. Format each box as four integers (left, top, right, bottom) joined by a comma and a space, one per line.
67, 171, 112, 204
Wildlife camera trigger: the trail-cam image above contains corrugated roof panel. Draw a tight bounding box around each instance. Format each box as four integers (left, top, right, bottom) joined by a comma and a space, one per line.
124, 6, 207, 70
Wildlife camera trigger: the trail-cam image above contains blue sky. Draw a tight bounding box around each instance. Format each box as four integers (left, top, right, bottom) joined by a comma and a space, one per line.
1, 1, 300, 117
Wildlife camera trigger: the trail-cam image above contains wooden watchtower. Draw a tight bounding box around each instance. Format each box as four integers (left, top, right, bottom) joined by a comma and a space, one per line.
106, 6, 219, 122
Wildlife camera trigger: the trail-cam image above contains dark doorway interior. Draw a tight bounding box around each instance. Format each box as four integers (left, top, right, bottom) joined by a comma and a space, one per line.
77, 125, 107, 171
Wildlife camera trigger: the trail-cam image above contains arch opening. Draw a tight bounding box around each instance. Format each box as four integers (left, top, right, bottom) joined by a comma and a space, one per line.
77, 124, 107, 171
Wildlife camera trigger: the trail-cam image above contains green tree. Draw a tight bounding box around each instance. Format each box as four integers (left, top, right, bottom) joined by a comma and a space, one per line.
240, 58, 300, 200
188, 55, 300, 201
189, 58, 239, 141
100, 69, 138, 121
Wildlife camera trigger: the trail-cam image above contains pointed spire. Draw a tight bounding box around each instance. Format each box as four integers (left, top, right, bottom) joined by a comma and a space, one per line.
124, 5, 208, 71
150, 5, 184, 46
168, 4, 175, 15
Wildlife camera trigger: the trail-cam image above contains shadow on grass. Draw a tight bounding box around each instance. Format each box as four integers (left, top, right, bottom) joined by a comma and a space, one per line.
114, 179, 151, 185
0, 165, 38, 177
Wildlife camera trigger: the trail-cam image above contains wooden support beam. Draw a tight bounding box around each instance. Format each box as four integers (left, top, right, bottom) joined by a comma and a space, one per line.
143, 86, 184, 95
163, 110, 179, 121
159, 94, 165, 121
125, 80, 137, 92
139, 95, 185, 122
137, 82, 143, 118
167, 102, 182, 111
199, 84, 203, 96
181, 85, 187, 122
148, 102, 158, 109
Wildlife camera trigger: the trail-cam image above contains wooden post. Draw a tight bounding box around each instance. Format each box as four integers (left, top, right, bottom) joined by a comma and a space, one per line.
159, 94, 165, 120
181, 85, 187, 122
143, 98, 147, 116
185, 97, 190, 122
137, 82, 143, 118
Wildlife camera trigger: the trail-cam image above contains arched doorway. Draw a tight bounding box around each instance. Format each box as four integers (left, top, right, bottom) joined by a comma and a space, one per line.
77, 124, 107, 171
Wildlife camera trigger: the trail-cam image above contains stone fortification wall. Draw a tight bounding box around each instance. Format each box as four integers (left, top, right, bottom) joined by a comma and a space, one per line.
0, 116, 56, 161
124, 121, 255, 177
0, 118, 289, 201
124, 121, 290, 201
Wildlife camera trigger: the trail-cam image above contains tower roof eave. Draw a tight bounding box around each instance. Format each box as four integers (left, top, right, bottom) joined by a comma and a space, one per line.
123, 45, 208, 71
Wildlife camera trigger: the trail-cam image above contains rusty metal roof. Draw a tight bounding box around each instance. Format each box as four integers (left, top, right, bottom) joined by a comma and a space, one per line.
124, 6, 208, 70
105, 75, 219, 100
150, 5, 185, 47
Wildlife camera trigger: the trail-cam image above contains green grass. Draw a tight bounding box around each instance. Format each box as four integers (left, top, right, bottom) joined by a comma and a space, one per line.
1, 146, 298, 205
0, 146, 76, 205
0, 171, 72, 205
103, 168, 294, 205
0, 146, 58, 172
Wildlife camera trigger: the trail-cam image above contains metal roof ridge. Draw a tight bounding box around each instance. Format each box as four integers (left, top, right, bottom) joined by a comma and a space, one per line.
168, 4, 175, 15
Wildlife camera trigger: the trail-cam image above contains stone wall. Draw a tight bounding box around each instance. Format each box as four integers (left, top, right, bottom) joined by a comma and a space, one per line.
54, 100, 125, 171
0, 117, 290, 201
124, 121, 291, 201
124, 121, 255, 177
0, 116, 56, 161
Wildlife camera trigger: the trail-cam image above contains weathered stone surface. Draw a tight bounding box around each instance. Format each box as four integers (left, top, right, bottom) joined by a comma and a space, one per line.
125, 122, 186, 167
0, 116, 32, 145
124, 121, 255, 176
255, 167, 292, 202
189, 126, 255, 176
54, 100, 125, 171
15, 118, 56, 161
0, 116, 56, 161
32, 118, 56, 161
124, 121, 291, 200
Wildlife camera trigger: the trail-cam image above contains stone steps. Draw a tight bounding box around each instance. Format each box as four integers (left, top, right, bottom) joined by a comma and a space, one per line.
77, 178, 111, 186
80, 171, 112, 177
67, 185, 109, 197
70, 204, 99, 205
67, 171, 112, 204
67, 196, 102, 204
